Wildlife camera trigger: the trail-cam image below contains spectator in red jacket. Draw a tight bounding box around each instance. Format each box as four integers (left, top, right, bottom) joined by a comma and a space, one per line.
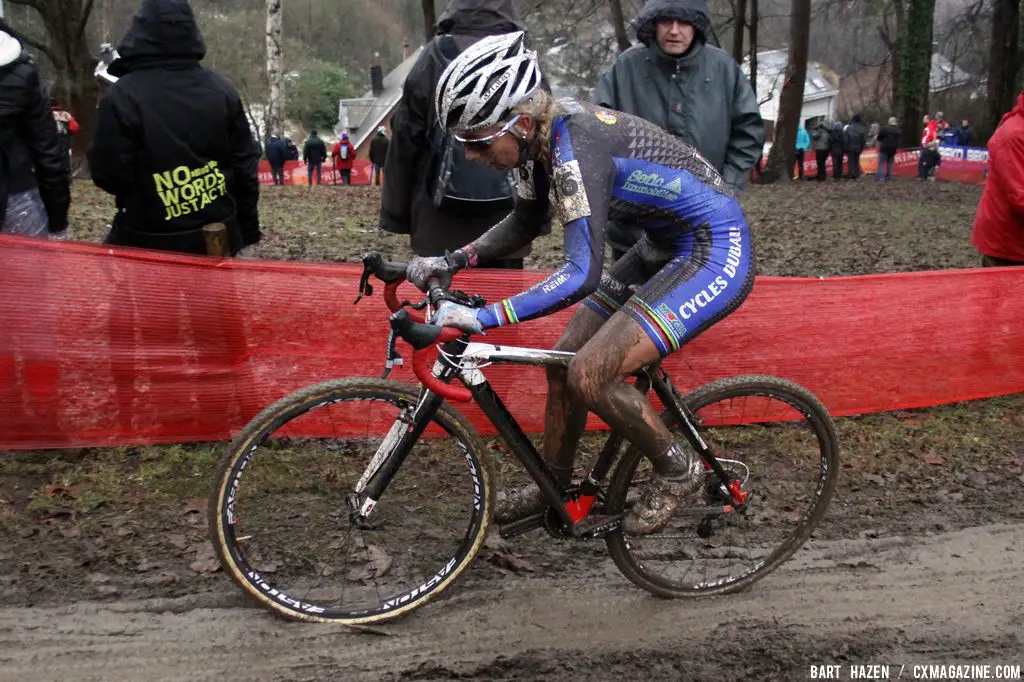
972, 92, 1024, 267
332, 132, 356, 185
919, 115, 940, 180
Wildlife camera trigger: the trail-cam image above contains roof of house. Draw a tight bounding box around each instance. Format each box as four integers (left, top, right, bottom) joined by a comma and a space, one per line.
340, 45, 426, 149
742, 49, 839, 102
838, 53, 978, 115
930, 53, 972, 92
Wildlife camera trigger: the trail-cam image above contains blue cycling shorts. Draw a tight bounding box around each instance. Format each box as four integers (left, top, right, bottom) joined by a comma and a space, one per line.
582, 220, 755, 356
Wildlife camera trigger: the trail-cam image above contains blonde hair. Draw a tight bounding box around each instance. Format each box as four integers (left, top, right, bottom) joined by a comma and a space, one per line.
513, 89, 560, 166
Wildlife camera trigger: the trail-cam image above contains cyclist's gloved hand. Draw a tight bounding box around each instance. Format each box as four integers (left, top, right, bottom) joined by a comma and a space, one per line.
406, 256, 453, 292
432, 301, 483, 334
406, 247, 476, 292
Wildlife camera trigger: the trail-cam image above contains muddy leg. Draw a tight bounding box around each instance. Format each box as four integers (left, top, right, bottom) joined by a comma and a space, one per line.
566, 312, 675, 465
543, 305, 607, 485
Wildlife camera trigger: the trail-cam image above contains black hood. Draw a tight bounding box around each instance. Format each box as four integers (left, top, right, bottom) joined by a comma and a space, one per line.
110, 0, 205, 76
634, 0, 713, 49
435, 0, 525, 36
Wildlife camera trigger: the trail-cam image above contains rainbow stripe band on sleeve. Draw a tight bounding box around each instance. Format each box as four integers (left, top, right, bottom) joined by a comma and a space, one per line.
489, 300, 520, 327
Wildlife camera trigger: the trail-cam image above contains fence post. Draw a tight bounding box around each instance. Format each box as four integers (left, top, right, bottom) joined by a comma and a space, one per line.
203, 223, 229, 257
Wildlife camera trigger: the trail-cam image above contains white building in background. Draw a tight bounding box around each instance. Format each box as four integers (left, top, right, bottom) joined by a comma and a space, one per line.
742, 49, 839, 135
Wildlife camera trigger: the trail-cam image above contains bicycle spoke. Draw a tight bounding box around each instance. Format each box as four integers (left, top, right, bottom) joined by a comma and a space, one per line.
210, 379, 491, 623
607, 376, 838, 597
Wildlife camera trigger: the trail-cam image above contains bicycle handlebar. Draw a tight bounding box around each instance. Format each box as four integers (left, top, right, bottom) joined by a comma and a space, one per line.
361, 252, 474, 402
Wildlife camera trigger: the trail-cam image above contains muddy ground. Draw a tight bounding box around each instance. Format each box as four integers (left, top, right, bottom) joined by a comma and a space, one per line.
2, 179, 1022, 680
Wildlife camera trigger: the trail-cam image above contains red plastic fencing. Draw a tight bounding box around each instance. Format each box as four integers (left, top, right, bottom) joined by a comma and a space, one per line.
802, 149, 987, 184
1, 235, 1022, 450
258, 159, 376, 186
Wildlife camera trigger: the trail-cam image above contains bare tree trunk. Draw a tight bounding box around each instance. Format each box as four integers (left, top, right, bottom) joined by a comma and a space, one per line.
422, 0, 436, 43
877, 0, 904, 112
266, 0, 284, 137
988, 0, 1021, 132
609, 0, 631, 53
15, 0, 100, 177
762, 0, 811, 184
748, 0, 759, 97
732, 0, 747, 62
896, 0, 936, 146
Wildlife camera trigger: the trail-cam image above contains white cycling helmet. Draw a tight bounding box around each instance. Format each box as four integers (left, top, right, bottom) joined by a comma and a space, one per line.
435, 31, 542, 133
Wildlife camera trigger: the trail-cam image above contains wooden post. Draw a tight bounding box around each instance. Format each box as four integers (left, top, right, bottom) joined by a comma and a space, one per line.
203, 223, 229, 257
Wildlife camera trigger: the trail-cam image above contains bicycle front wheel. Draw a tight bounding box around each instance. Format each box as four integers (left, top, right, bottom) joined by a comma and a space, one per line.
605, 375, 839, 598
209, 378, 494, 624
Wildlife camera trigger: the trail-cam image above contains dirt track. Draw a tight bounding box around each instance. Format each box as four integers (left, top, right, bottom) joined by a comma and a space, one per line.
2, 518, 1021, 682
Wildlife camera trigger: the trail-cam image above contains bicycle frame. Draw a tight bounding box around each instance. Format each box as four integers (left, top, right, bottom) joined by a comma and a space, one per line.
358, 338, 750, 536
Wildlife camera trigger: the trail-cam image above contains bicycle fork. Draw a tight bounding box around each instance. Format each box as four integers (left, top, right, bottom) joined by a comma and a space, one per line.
347, 386, 445, 526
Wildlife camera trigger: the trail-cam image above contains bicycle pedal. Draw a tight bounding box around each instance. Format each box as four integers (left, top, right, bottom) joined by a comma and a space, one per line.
572, 513, 624, 539
498, 513, 544, 539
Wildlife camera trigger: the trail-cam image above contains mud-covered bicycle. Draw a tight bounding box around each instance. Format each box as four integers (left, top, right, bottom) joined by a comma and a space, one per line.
208, 252, 839, 624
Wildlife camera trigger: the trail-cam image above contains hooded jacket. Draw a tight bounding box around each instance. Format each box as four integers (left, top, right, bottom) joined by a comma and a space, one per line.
332, 137, 355, 171
369, 131, 389, 166
88, 0, 260, 255
796, 127, 810, 151
379, 0, 535, 258
303, 132, 327, 165
972, 93, 1024, 262
844, 114, 866, 153
265, 135, 286, 166
593, 0, 763, 192
0, 25, 70, 232
877, 123, 900, 156
811, 121, 830, 151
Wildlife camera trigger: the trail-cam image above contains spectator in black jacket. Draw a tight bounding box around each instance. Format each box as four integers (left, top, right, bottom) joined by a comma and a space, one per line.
875, 117, 900, 181
0, 21, 70, 239
829, 121, 846, 181
843, 113, 866, 180
380, 0, 536, 267
368, 126, 389, 186
955, 120, 973, 147
88, 0, 260, 256
265, 133, 286, 185
302, 129, 327, 187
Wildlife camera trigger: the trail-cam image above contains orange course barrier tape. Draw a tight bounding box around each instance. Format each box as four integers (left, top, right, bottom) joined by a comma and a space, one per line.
1, 235, 1021, 450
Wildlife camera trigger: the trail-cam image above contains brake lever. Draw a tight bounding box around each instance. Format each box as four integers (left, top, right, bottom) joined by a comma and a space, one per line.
354, 264, 374, 304
406, 298, 429, 311
381, 328, 404, 378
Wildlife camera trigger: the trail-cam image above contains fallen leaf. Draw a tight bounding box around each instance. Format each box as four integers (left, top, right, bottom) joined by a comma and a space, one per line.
925, 457, 945, 465
41, 484, 79, 499
346, 544, 392, 583
189, 543, 221, 574
182, 498, 208, 516
166, 533, 188, 550
487, 551, 535, 574
483, 529, 508, 551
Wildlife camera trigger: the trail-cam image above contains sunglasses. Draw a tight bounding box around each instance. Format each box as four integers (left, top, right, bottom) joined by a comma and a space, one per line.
453, 114, 523, 149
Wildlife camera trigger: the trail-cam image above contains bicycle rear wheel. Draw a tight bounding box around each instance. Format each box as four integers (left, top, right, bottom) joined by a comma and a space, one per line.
209, 378, 493, 624
605, 375, 839, 597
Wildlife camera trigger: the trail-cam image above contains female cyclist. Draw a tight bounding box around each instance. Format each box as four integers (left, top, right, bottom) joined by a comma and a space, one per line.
406, 31, 756, 535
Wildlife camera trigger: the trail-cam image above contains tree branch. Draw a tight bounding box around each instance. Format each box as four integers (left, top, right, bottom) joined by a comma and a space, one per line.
77, 0, 98, 41
17, 32, 57, 63
5, 0, 43, 8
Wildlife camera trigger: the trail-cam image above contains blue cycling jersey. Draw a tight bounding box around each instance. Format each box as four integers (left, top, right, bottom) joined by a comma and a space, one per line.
476, 100, 753, 355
